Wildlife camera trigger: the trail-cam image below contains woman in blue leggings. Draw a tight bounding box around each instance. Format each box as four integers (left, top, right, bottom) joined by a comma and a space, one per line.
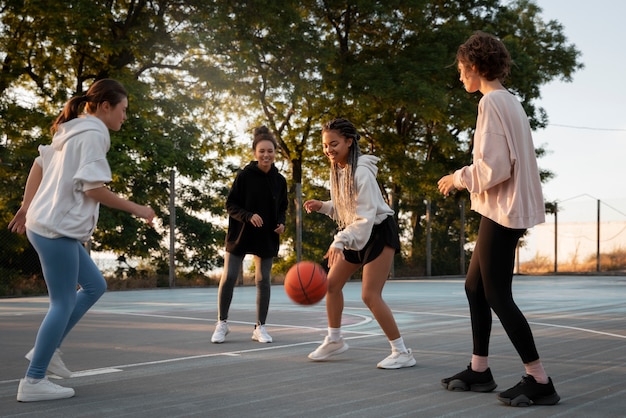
9, 79, 155, 402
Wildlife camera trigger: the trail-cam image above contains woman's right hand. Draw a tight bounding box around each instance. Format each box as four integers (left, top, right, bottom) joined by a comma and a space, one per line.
303, 199, 322, 214
136, 205, 156, 227
249, 213, 263, 227
437, 174, 459, 196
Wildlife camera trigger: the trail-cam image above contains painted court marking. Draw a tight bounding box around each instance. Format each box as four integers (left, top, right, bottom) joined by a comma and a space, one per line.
3, 299, 623, 385
72, 305, 626, 378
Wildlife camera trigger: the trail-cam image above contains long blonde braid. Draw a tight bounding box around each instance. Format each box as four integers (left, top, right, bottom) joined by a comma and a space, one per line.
323, 118, 362, 230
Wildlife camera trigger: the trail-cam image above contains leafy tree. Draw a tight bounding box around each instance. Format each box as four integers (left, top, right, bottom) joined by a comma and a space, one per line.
0, 0, 582, 286
194, 0, 338, 267
0, 0, 235, 280
304, 0, 581, 274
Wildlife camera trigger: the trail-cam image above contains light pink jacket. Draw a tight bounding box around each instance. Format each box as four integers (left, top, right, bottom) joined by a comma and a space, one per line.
452, 90, 545, 229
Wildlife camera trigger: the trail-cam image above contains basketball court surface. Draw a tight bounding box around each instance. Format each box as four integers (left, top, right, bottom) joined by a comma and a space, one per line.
1, 275, 625, 417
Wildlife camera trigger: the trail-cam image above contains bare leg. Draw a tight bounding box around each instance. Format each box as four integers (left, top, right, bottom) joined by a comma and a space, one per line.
325, 258, 360, 328
361, 246, 400, 340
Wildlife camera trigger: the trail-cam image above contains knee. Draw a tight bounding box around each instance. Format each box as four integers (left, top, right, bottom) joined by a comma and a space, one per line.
84, 276, 107, 299
326, 278, 343, 295
96, 280, 107, 297
256, 276, 271, 289
486, 295, 514, 316
361, 291, 380, 309
464, 284, 479, 302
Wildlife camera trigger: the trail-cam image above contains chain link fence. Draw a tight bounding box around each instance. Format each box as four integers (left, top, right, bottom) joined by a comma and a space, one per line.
3, 194, 625, 296
517, 195, 626, 274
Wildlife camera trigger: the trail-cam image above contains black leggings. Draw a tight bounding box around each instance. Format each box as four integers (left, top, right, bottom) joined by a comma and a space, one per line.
465, 217, 539, 364
217, 252, 272, 325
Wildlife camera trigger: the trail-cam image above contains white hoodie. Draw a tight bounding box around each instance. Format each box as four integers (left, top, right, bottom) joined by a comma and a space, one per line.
26, 115, 112, 242
319, 155, 394, 251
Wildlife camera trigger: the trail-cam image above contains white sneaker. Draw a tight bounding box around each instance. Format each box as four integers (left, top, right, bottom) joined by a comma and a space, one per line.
376, 349, 417, 369
251, 324, 273, 343
211, 321, 229, 343
308, 336, 349, 361
17, 377, 75, 402
25, 348, 73, 378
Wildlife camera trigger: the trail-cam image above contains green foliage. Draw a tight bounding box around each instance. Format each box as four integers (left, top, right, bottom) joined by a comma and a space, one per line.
0, 0, 236, 276
0, 0, 583, 284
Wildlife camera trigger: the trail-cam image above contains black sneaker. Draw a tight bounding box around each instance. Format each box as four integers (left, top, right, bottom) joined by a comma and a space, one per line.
497, 375, 560, 407
441, 364, 497, 392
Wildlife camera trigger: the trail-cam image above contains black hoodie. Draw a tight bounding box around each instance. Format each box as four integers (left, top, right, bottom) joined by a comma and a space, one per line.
225, 161, 288, 258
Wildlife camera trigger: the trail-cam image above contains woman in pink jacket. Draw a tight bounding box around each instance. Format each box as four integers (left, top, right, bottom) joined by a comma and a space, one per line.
437, 31, 559, 407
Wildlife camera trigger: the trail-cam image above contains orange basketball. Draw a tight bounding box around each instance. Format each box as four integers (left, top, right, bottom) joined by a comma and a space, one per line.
284, 261, 328, 305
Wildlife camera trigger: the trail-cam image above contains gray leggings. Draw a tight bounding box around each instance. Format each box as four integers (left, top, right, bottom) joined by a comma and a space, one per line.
217, 252, 273, 325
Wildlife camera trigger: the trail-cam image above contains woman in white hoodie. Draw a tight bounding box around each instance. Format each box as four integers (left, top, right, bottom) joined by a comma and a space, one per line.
303, 118, 415, 369
9, 78, 155, 402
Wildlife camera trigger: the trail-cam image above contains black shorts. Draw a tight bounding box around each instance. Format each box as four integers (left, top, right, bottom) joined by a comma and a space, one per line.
343, 215, 400, 266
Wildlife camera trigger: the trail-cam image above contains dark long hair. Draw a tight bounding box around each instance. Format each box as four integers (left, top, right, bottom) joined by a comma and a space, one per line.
51, 79, 128, 133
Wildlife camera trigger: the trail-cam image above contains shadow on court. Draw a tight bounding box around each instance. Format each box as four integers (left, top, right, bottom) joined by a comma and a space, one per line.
1, 275, 625, 417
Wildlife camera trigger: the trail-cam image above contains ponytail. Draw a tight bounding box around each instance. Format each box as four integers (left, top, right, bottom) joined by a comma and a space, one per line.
51, 79, 128, 134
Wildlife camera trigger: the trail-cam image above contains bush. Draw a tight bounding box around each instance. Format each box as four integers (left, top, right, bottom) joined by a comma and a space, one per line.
0, 268, 47, 297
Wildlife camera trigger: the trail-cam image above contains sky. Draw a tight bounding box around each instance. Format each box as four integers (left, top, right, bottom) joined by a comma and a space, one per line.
530, 0, 626, 222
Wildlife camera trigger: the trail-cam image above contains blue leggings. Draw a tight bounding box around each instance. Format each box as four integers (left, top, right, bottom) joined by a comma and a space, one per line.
26, 231, 107, 378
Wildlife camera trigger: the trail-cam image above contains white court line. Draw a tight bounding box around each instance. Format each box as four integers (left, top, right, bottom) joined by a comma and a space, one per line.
0, 334, 377, 385
73, 334, 377, 376
3, 306, 623, 386
70, 368, 124, 377
526, 321, 626, 339
96, 309, 376, 332
386, 307, 626, 340
104, 305, 626, 340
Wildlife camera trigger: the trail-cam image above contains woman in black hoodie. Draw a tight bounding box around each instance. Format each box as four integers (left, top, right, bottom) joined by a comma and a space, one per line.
211, 126, 288, 344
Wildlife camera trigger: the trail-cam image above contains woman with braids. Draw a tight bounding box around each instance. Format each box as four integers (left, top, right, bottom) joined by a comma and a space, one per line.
211, 126, 288, 344
303, 118, 415, 369
437, 32, 559, 407
8, 79, 155, 402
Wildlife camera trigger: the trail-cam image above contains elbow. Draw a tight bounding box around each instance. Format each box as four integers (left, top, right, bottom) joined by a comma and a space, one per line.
84, 186, 106, 200
84, 189, 96, 199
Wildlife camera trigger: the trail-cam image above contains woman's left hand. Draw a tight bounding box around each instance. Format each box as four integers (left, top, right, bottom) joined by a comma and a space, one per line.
274, 224, 285, 234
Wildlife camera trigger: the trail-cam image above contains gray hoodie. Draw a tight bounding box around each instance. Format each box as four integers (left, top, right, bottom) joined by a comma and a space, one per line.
319, 155, 394, 251
26, 115, 112, 242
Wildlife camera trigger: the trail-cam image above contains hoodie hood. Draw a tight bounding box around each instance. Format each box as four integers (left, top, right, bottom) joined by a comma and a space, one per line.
357, 154, 380, 176
243, 160, 278, 176
52, 115, 110, 151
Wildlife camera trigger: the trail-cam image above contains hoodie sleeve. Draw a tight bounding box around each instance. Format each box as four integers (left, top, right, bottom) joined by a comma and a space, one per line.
226, 170, 254, 223
330, 164, 378, 251
453, 95, 513, 192
276, 174, 288, 225
318, 200, 335, 218
73, 131, 112, 191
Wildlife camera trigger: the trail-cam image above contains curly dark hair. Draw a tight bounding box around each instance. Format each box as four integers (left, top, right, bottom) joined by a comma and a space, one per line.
456, 31, 511, 81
